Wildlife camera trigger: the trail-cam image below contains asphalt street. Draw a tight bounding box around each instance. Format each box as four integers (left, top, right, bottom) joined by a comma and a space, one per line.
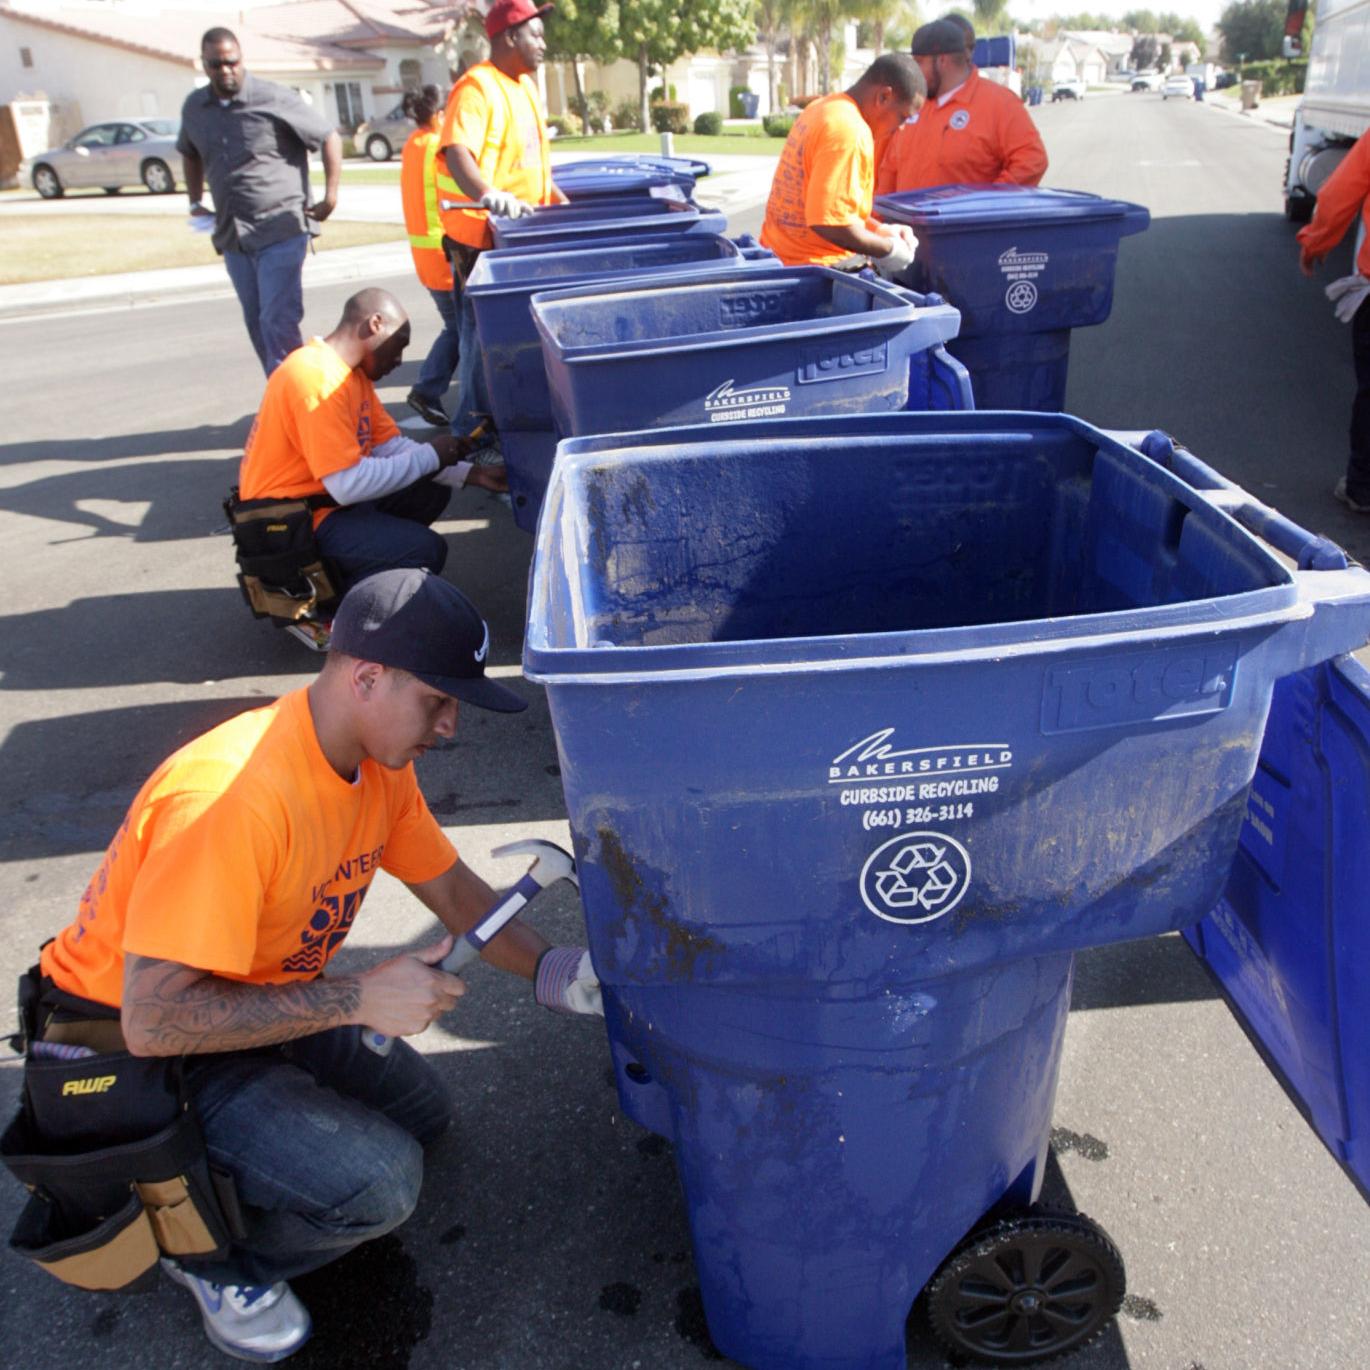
1, 91, 1367, 1370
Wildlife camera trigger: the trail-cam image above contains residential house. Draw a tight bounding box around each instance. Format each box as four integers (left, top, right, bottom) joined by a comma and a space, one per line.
0, 0, 466, 163
1031, 36, 1109, 89
1055, 29, 1134, 76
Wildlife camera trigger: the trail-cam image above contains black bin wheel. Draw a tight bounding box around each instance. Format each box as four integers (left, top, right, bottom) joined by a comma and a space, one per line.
925, 1209, 1125, 1365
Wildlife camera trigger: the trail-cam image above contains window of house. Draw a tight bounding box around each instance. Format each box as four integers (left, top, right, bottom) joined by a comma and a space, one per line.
399, 59, 421, 92
20, 47, 33, 69
334, 82, 364, 132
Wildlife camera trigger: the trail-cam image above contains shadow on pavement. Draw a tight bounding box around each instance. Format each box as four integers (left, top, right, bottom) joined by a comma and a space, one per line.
0, 418, 254, 469
1071, 933, 1218, 1011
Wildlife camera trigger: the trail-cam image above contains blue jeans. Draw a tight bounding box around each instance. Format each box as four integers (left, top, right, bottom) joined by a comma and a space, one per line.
181, 1026, 452, 1287
222, 233, 311, 376
412, 286, 462, 406
314, 478, 451, 595
449, 272, 493, 438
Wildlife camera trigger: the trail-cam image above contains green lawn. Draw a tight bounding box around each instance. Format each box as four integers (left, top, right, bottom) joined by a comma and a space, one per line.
547, 131, 781, 156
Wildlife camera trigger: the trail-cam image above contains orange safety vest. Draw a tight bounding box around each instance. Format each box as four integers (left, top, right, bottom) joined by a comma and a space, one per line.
401, 122, 453, 292
436, 61, 552, 249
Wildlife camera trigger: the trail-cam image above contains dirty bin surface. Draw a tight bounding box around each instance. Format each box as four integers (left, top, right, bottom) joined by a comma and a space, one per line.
524, 411, 1370, 1370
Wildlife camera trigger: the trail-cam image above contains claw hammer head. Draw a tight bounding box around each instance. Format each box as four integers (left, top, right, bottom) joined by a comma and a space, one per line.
491, 838, 578, 891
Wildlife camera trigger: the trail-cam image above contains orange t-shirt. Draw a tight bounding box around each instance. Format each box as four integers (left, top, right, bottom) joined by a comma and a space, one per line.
437, 61, 552, 249
42, 689, 458, 1009
760, 93, 875, 267
875, 69, 1048, 195
238, 337, 401, 527
1297, 128, 1370, 278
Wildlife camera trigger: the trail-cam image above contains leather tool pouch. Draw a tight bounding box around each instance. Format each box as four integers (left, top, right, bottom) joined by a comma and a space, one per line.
2, 968, 244, 1293
224, 488, 339, 624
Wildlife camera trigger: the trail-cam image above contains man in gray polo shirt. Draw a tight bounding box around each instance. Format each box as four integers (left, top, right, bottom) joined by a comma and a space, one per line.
178, 26, 343, 375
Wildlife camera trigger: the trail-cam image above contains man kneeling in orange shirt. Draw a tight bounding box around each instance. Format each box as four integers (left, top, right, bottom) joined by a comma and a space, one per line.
25, 569, 601, 1361
760, 53, 925, 274
238, 288, 507, 607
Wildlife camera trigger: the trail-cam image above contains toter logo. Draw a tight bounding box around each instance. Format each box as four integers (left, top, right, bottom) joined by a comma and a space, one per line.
860, 831, 972, 925
62, 1075, 117, 1097
949, 109, 971, 130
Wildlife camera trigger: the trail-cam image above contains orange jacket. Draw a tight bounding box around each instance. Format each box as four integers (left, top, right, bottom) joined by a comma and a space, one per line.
875, 69, 1047, 194
1297, 129, 1370, 278
401, 122, 453, 292
436, 61, 552, 249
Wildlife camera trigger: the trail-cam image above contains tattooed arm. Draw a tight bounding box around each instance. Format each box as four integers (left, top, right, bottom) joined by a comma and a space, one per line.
121, 945, 467, 1057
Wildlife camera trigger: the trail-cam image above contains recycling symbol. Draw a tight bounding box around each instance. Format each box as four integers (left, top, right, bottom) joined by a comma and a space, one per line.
1005, 279, 1038, 314
860, 831, 972, 925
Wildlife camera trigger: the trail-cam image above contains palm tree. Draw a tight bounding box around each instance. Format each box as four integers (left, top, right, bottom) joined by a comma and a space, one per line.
850, 0, 921, 56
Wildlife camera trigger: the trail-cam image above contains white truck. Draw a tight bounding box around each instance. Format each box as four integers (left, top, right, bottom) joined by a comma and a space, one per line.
1283, 0, 1370, 221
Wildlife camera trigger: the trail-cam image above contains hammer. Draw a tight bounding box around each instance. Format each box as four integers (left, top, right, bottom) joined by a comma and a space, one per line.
361, 838, 578, 1056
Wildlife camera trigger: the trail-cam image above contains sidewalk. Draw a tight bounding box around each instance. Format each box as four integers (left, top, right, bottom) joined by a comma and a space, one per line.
0, 239, 413, 323
0, 159, 770, 321
1205, 89, 1301, 131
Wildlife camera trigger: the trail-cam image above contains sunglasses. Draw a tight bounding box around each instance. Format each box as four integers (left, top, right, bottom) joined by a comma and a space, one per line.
204, 58, 241, 70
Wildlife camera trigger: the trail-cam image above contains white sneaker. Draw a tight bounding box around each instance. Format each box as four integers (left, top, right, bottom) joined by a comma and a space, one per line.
162, 1258, 312, 1362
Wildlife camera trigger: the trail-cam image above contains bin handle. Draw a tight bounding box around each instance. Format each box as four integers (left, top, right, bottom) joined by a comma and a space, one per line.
879, 280, 947, 309
1111, 429, 1349, 572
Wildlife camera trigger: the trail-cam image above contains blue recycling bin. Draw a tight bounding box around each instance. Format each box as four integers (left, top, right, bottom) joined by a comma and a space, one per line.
875, 185, 1150, 410
466, 233, 779, 530
972, 34, 1016, 68
490, 198, 726, 250
530, 265, 972, 439
524, 410, 1370, 1370
552, 155, 708, 202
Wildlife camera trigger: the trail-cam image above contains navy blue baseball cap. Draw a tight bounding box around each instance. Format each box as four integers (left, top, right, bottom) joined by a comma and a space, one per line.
330, 569, 527, 713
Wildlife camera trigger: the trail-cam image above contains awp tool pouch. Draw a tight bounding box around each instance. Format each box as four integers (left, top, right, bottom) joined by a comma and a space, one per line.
224, 487, 339, 624
1, 966, 243, 1293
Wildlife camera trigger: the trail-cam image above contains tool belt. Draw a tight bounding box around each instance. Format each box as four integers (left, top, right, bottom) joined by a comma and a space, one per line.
223, 486, 340, 625
1, 963, 244, 1293
443, 235, 483, 289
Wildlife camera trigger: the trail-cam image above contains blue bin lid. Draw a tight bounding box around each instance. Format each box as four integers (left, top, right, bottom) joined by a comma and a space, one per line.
552, 156, 709, 196
876, 185, 1149, 233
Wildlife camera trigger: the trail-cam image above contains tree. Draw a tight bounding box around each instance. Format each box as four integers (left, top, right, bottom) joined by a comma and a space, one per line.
544, 0, 621, 127
788, 0, 848, 95
618, 0, 755, 131
970, 0, 1011, 36
1216, 0, 1288, 61
753, 0, 784, 113
851, 0, 921, 55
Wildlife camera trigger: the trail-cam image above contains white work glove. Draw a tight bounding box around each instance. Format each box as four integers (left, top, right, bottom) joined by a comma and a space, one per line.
873, 229, 917, 279
534, 947, 603, 1017
1326, 273, 1370, 324
480, 189, 535, 220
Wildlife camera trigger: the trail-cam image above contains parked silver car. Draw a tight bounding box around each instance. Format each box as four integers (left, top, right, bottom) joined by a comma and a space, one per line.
354, 103, 412, 162
29, 119, 183, 199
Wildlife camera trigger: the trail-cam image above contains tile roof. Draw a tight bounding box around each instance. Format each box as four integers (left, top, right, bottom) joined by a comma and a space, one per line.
1, 1, 473, 72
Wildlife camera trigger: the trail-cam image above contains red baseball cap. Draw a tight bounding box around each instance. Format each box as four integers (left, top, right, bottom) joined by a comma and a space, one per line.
485, 0, 553, 39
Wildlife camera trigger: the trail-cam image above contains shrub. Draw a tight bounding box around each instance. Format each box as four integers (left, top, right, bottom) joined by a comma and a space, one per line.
650, 101, 690, 135
728, 84, 750, 118
762, 113, 797, 138
548, 113, 581, 138
693, 110, 724, 135
649, 83, 678, 104
611, 96, 642, 131
568, 90, 609, 133
1235, 59, 1305, 96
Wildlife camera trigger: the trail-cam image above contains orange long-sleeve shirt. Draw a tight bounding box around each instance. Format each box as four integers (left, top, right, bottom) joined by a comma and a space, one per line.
875, 69, 1047, 195
1297, 129, 1370, 278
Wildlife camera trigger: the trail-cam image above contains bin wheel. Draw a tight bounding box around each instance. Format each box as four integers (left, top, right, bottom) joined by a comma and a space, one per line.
925, 1210, 1125, 1365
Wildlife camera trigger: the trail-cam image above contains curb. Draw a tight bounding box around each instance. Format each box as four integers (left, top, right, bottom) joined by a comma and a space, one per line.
0, 240, 413, 324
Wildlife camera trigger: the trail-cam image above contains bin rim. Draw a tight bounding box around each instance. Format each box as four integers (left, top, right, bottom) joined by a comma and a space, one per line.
524, 411, 1343, 685
875, 184, 1151, 236
527, 264, 962, 363
466, 233, 747, 298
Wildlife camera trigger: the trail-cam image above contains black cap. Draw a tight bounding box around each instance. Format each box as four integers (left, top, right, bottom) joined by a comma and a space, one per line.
911, 19, 967, 57
330, 569, 527, 713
